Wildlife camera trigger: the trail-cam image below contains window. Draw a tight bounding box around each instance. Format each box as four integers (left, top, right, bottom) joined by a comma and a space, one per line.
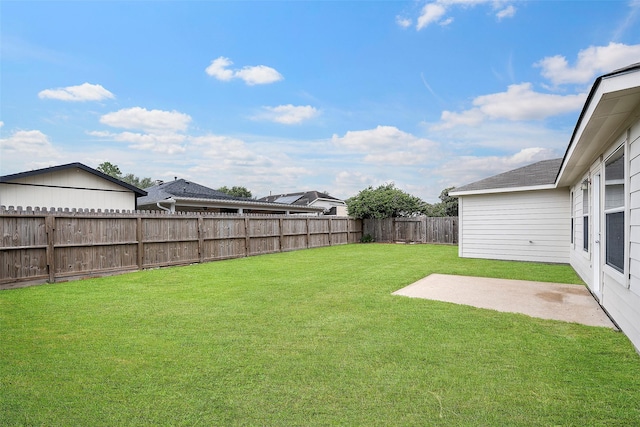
583, 183, 589, 252
604, 147, 625, 273
570, 191, 574, 244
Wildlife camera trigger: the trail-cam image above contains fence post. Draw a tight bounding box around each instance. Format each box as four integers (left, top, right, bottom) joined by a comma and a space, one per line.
328, 217, 332, 246
244, 217, 251, 256
136, 217, 144, 269
306, 218, 311, 248
198, 217, 204, 263
279, 217, 284, 252
45, 215, 56, 283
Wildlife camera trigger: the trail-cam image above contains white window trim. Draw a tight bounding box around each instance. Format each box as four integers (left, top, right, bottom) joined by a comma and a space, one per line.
602, 142, 629, 286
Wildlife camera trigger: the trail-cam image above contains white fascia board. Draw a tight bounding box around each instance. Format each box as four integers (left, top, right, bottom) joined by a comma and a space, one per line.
450, 183, 558, 197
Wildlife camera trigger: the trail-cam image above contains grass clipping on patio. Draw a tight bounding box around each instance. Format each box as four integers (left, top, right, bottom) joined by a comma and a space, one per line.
1, 244, 639, 426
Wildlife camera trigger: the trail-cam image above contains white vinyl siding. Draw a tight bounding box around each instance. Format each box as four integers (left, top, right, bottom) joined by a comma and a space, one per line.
458, 189, 570, 263
0, 168, 137, 211
627, 120, 640, 300
600, 120, 639, 353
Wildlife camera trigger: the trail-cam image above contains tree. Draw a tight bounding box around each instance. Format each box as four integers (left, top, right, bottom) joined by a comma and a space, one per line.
96, 162, 122, 178
121, 173, 155, 189
217, 186, 252, 198
97, 162, 154, 189
438, 186, 458, 217
421, 187, 458, 217
346, 183, 425, 219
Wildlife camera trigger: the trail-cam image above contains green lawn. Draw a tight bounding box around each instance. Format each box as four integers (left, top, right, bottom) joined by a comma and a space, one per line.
1, 244, 639, 426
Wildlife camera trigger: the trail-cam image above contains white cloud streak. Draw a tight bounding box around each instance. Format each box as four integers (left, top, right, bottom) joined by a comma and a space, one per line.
415, 0, 516, 30
205, 56, 283, 85
38, 82, 115, 102
254, 105, 319, 124
91, 107, 192, 154
434, 83, 586, 129
332, 125, 439, 165
99, 107, 191, 132
536, 42, 640, 85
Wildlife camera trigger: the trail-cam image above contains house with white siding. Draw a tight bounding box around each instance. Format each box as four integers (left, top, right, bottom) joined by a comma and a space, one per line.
451, 63, 640, 352
0, 162, 146, 211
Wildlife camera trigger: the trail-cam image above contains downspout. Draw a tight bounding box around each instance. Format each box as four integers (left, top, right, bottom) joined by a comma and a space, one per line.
156, 197, 176, 213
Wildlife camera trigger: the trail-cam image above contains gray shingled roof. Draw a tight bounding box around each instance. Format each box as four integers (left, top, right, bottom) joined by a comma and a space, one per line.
137, 179, 253, 205
453, 158, 563, 193
259, 190, 342, 206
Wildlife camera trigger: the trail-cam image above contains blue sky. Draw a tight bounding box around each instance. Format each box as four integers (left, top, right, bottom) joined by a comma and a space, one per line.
2, 1, 640, 202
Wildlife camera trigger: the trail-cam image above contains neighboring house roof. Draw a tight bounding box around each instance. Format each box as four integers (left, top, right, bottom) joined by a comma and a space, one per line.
138, 179, 325, 213
259, 191, 345, 206
452, 158, 563, 195
0, 162, 147, 197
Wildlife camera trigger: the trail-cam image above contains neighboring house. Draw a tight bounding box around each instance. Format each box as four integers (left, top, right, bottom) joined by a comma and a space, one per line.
137, 179, 325, 215
0, 162, 146, 211
259, 191, 348, 216
451, 63, 640, 351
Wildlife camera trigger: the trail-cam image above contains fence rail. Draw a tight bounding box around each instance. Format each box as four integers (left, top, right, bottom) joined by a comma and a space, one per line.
0, 206, 362, 288
363, 217, 458, 245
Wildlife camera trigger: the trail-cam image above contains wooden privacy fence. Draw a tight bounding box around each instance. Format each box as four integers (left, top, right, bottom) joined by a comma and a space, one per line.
0, 206, 363, 288
363, 216, 458, 244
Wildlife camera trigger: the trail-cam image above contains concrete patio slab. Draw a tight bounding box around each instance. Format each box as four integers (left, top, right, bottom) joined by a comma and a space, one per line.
393, 274, 616, 328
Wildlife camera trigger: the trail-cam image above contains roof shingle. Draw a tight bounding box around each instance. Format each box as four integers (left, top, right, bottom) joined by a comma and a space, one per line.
453, 158, 563, 193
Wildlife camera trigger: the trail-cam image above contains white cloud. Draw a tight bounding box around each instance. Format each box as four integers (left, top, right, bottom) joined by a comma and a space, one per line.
416, 0, 516, 30
396, 16, 412, 28
99, 107, 191, 132
536, 42, 640, 85
205, 56, 283, 85
91, 107, 192, 154
332, 125, 438, 165
191, 134, 272, 167
38, 82, 115, 102
496, 5, 516, 20
235, 65, 284, 86
88, 130, 187, 154
255, 105, 319, 124
434, 83, 586, 129
0, 130, 62, 171
417, 3, 447, 29
204, 57, 235, 81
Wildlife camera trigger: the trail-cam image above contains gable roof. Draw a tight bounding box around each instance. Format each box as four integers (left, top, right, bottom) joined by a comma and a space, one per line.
138, 179, 325, 213
451, 158, 563, 195
259, 190, 344, 205
0, 162, 147, 197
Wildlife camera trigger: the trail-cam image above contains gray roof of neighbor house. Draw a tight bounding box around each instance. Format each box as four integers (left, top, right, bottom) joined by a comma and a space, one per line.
137, 179, 325, 213
0, 162, 147, 197
452, 158, 563, 194
259, 190, 344, 205
138, 179, 252, 205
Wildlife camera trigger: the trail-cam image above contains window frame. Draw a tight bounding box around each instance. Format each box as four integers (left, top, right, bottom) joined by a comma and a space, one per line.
603, 145, 626, 276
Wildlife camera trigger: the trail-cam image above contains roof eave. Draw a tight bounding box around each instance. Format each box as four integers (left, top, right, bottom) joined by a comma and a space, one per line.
556, 63, 640, 187
450, 183, 559, 197
142, 196, 325, 212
